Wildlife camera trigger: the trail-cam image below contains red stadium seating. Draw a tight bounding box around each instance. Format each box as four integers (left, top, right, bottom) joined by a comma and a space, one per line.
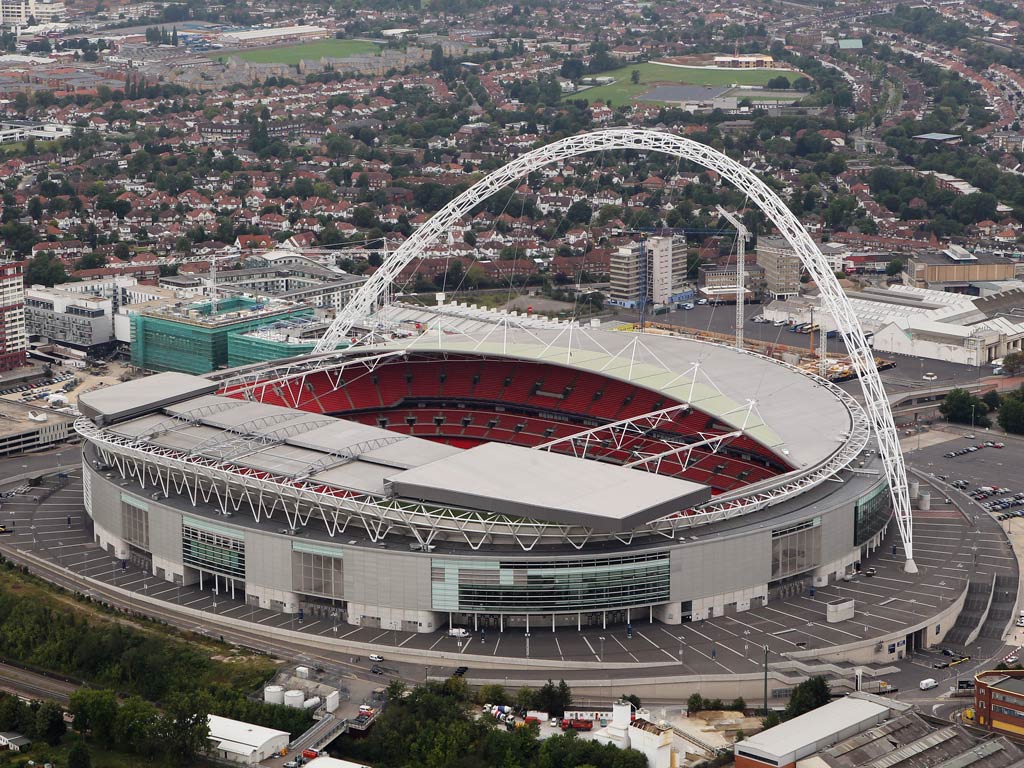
223, 354, 789, 491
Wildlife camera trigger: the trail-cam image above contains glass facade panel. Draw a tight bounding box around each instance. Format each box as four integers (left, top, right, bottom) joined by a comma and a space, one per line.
182, 523, 245, 579
431, 553, 669, 613
292, 551, 344, 599
120, 493, 149, 549
854, 483, 891, 546
771, 518, 821, 580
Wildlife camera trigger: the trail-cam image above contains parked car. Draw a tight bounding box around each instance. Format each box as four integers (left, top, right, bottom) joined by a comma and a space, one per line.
369, 654, 384, 662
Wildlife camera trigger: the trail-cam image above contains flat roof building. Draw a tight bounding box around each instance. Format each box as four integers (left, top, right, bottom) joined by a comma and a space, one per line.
735, 693, 912, 768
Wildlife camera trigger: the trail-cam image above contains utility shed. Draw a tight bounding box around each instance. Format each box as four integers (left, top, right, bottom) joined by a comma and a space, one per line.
206, 714, 290, 765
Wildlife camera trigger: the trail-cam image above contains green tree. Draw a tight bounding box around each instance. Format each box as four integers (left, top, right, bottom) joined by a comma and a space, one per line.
1003, 352, 1024, 376
113, 696, 160, 756
940, 388, 989, 427
477, 684, 509, 705
560, 58, 584, 80
687, 692, 704, 713
24, 252, 66, 286
159, 692, 210, 765
630, 69, 640, 84
35, 701, 66, 746
71, 689, 118, 746
621, 694, 641, 710
785, 675, 830, 719
68, 741, 92, 768
566, 200, 592, 224
982, 389, 1001, 412
998, 392, 1024, 435
430, 44, 445, 71
886, 258, 903, 276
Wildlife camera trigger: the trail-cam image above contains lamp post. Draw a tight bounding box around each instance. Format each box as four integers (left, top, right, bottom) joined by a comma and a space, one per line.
763, 644, 770, 715
971, 404, 976, 431
599, 635, 606, 662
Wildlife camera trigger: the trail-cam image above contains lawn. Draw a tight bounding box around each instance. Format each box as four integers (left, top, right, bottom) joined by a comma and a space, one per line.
564, 61, 801, 106
228, 38, 379, 65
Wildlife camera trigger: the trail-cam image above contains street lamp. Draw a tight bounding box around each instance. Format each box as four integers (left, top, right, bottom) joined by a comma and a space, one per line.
599, 635, 606, 662
971, 404, 976, 431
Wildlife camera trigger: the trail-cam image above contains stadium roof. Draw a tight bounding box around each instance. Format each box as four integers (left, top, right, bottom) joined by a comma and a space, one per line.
374, 325, 851, 468
79, 372, 218, 425
390, 442, 711, 531
99, 390, 710, 530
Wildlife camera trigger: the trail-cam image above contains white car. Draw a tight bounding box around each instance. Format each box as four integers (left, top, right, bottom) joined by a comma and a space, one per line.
369, 653, 384, 662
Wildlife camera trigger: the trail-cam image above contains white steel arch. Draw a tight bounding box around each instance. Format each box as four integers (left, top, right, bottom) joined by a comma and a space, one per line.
315, 128, 916, 571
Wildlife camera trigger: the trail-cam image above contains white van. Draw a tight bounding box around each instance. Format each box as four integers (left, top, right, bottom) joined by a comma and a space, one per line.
448, 628, 470, 638
919, 678, 938, 690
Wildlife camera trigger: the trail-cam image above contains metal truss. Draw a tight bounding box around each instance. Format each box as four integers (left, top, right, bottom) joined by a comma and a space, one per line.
532, 403, 744, 476
214, 349, 406, 410
312, 128, 916, 570
76, 367, 871, 551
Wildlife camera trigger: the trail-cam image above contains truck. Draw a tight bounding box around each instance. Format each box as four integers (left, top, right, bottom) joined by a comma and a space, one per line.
448, 627, 470, 638
524, 711, 549, 726
302, 748, 321, 759
560, 718, 594, 731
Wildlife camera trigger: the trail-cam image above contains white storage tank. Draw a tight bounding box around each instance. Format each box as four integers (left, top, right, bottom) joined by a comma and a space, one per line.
296, 665, 310, 679
303, 696, 322, 710
325, 690, 340, 712
284, 689, 305, 708
920, 491, 931, 511
909, 480, 919, 499
264, 685, 285, 705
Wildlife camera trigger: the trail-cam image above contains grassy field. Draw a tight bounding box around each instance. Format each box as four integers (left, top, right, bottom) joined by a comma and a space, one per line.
565, 62, 800, 105
230, 38, 379, 65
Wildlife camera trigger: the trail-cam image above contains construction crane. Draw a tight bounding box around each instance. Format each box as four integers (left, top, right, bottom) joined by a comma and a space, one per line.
714, 206, 751, 351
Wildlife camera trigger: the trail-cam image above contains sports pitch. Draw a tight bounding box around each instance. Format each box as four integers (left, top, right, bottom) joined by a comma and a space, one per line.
565, 62, 800, 105
229, 39, 380, 65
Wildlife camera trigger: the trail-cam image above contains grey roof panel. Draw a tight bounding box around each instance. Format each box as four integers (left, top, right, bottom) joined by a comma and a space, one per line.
388, 442, 710, 531
80, 372, 218, 424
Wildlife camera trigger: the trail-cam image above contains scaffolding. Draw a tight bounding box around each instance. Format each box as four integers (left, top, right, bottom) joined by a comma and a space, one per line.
131, 297, 313, 374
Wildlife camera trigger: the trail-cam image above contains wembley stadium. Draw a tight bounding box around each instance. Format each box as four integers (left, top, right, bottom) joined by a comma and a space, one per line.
74, 323, 896, 635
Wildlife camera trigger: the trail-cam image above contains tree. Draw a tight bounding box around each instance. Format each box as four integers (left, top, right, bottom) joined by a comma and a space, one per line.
1004, 352, 1024, 377
687, 693, 704, 714
767, 75, 791, 89
430, 44, 445, 72
785, 676, 830, 719
477, 684, 509, 705
621, 694, 641, 710
630, 69, 640, 85
68, 742, 92, 768
982, 390, 1001, 412
566, 200, 592, 224
998, 391, 1024, 435
113, 696, 160, 756
560, 58, 584, 81
71, 688, 118, 746
159, 692, 209, 765
27, 196, 43, 221
24, 252, 67, 286
35, 701, 66, 746
940, 388, 989, 427
886, 258, 903, 276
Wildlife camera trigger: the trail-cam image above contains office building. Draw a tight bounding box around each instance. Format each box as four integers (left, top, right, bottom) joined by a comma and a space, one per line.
609, 236, 688, 308
757, 236, 802, 300
0, 259, 27, 372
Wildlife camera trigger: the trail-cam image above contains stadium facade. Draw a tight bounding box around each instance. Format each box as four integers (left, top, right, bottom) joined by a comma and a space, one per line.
77, 326, 892, 634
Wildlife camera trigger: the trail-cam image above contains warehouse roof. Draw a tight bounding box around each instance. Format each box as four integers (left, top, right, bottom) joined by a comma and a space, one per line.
206, 714, 287, 757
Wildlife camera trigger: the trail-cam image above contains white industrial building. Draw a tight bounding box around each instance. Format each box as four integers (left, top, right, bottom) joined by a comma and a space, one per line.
763, 285, 1024, 366
206, 714, 290, 765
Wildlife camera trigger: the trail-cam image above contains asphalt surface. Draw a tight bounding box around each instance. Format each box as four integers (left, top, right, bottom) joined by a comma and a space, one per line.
0, 453, 1006, 690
